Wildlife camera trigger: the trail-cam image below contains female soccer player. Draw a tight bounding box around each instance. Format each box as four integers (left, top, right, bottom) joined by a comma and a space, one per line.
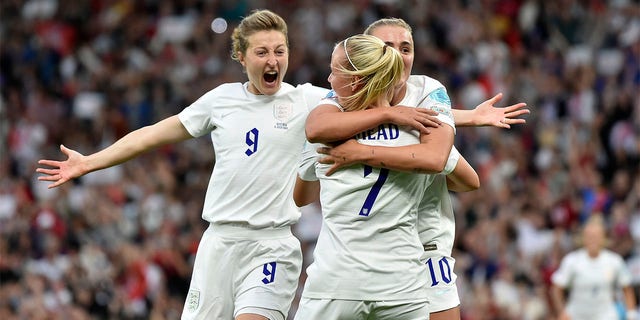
293, 33, 461, 319
551, 215, 637, 320
300, 17, 528, 320
36, 9, 331, 320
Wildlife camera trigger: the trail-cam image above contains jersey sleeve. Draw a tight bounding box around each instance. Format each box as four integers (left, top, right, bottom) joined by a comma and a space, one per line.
299, 83, 330, 111
551, 253, 574, 288
178, 90, 219, 137
298, 140, 320, 181
420, 87, 456, 134
615, 254, 633, 287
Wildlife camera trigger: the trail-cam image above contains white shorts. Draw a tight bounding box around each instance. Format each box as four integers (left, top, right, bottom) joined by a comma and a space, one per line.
294, 298, 429, 320
181, 224, 302, 320
420, 253, 460, 312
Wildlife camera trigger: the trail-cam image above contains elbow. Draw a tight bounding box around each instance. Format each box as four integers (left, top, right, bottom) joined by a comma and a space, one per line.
305, 126, 322, 144
469, 175, 480, 191
425, 154, 449, 173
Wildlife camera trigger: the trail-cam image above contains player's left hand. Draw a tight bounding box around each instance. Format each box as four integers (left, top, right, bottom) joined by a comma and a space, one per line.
474, 93, 530, 128
317, 139, 363, 176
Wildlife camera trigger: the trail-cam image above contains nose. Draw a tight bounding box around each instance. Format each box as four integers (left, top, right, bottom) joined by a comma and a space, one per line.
327, 73, 333, 83
267, 53, 277, 67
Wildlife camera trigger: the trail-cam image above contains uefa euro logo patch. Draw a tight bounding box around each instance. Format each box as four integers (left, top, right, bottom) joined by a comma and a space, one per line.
186, 289, 200, 312
273, 103, 293, 129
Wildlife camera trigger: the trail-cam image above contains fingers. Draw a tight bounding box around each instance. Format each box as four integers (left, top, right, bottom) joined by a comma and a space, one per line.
316, 147, 331, 155
38, 159, 61, 167
504, 102, 528, 112
505, 109, 530, 118
36, 168, 58, 175
420, 108, 438, 116
325, 165, 338, 176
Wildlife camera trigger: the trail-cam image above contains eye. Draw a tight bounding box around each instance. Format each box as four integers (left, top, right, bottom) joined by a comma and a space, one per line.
401, 47, 412, 54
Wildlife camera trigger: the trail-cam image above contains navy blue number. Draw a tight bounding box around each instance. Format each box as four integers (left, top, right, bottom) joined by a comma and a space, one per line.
262, 261, 277, 284
426, 257, 452, 286
359, 165, 389, 216
245, 128, 259, 156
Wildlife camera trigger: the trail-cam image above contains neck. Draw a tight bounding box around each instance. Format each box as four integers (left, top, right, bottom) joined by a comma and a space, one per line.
391, 84, 407, 106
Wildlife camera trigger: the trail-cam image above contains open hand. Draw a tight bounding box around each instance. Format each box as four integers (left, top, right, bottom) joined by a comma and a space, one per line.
36, 145, 86, 188
474, 93, 530, 128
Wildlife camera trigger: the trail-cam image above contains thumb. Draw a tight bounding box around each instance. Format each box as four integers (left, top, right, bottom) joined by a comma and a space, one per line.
489, 92, 503, 103
60, 144, 70, 155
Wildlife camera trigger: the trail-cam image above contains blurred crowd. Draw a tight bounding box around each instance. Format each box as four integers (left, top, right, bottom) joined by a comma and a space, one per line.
1, 0, 639, 319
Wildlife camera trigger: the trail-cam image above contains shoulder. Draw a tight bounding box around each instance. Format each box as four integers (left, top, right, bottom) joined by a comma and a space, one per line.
407, 75, 445, 93
601, 249, 625, 262
296, 83, 330, 98
199, 82, 245, 99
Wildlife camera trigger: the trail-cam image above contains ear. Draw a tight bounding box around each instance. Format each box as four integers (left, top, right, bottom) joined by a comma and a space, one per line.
350, 76, 361, 92
237, 52, 246, 67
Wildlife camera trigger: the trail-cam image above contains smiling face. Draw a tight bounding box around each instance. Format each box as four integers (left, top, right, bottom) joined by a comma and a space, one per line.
237, 30, 289, 95
368, 25, 414, 104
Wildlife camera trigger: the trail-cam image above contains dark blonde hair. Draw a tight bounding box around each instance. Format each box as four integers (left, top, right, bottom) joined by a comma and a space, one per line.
230, 9, 288, 61
364, 18, 412, 36
335, 34, 404, 112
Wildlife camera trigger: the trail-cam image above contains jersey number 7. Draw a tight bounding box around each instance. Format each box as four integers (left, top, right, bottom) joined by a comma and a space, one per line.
359, 165, 389, 216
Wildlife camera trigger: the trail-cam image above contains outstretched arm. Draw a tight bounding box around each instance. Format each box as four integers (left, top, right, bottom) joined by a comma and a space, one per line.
305, 104, 441, 143
452, 93, 529, 128
37, 115, 192, 188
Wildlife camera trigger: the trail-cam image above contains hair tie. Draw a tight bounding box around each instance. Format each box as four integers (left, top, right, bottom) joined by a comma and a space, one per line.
344, 37, 358, 71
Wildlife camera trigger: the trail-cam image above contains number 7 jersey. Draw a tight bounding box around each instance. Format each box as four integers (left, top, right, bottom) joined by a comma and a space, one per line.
301, 77, 455, 301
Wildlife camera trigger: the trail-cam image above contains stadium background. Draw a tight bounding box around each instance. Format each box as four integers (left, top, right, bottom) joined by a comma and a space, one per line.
1, 0, 638, 319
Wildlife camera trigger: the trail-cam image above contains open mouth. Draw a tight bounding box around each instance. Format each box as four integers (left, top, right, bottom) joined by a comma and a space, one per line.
264, 71, 278, 84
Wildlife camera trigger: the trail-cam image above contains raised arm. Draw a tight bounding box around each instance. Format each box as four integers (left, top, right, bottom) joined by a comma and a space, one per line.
452, 93, 529, 128
305, 104, 441, 143
37, 115, 192, 188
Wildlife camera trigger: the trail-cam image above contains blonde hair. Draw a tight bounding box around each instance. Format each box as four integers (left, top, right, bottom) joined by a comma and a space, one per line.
364, 18, 412, 36
231, 9, 288, 62
336, 34, 404, 112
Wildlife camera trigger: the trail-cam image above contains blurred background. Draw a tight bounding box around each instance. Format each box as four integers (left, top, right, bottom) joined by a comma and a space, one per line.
1, 0, 639, 319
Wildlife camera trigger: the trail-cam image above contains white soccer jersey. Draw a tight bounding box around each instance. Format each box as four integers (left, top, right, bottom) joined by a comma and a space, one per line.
301, 78, 454, 301
418, 165, 456, 257
179, 82, 328, 228
552, 248, 633, 320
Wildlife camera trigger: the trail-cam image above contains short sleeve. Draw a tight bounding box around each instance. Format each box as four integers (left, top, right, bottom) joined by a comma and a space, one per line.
298, 140, 320, 181
551, 254, 574, 288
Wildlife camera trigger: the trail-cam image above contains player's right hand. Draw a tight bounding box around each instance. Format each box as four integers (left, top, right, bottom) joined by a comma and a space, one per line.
36, 144, 86, 189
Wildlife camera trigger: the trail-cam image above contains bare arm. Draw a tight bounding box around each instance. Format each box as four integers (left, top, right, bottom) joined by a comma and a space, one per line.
305, 104, 441, 143
550, 284, 571, 320
452, 93, 529, 128
293, 177, 320, 207
317, 123, 454, 176
37, 115, 192, 188
623, 286, 638, 320
446, 154, 480, 192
